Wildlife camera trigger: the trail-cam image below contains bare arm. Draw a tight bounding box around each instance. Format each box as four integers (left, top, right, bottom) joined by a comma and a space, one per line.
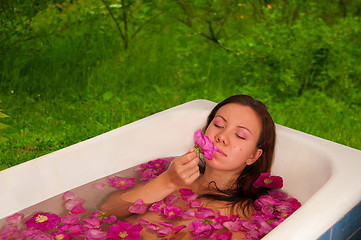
100, 148, 200, 217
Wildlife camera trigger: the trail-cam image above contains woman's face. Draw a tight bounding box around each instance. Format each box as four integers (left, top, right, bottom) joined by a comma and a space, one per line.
204, 103, 263, 172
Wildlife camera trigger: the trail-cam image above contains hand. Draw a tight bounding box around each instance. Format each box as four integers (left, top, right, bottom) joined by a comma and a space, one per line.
164, 148, 200, 188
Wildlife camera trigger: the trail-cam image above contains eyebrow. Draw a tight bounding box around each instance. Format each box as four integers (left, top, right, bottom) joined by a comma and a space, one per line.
214, 115, 252, 134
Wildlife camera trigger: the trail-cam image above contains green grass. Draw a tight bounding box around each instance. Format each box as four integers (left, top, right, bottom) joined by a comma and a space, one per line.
1, 1, 360, 170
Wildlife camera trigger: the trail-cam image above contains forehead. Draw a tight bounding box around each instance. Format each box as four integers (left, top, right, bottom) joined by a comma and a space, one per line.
214, 103, 262, 133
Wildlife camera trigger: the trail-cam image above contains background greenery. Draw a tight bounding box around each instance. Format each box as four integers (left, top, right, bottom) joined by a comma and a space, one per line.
1, 0, 360, 171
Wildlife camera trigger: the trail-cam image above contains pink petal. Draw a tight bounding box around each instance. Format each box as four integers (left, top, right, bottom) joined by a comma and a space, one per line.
148, 202, 163, 213
6, 212, 24, 224
138, 218, 149, 224
210, 232, 232, 240
146, 223, 160, 231
61, 214, 81, 224
68, 225, 83, 236
85, 229, 107, 239
129, 199, 147, 214
159, 222, 174, 227
195, 207, 215, 219
161, 206, 183, 219
62, 191, 77, 201
65, 198, 86, 211
32, 232, 53, 240
0, 225, 20, 239
182, 209, 196, 220
223, 220, 244, 232
93, 183, 107, 189
82, 217, 101, 229
157, 227, 172, 237
173, 225, 186, 234
163, 194, 178, 205
70, 203, 87, 214
104, 215, 117, 224
189, 200, 203, 208
22, 229, 37, 237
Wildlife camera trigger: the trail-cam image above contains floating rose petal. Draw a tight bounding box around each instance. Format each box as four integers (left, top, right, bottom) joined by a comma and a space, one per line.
163, 194, 178, 206
93, 183, 107, 189
188, 219, 216, 238
182, 209, 196, 220
254, 195, 282, 215
61, 214, 81, 224
161, 206, 183, 219
104, 215, 117, 225
0, 224, 21, 239
32, 231, 53, 240
22, 229, 37, 237
52, 230, 72, 240
146, 223, 160, 231
148, 202, 163, 213
82, 217, 101, 229
159, 222, 174, 227
62, 191, 77, 201
107, 221, 142, 240
70, 203, 87, 214
68, 224, 84, 236
223, 219, 245, 232
251, 214, 274, 235
65, 197, 86, 211
136, 158, 173, 183
25, 212, 61, 231
138, 218, 149, 224
195, 207, 215, 219
179, 188, 198, 202
276, 197, 301, 214
173, 225, 186, 234
6, 212, 24, 224
157, 227, 172, 237
210, 231, 232, 240
85, 228, 107, 240
108, 176, 136, 189
268, 189, 288, 201
189, 200, 203, 208
129, 199, 147, 214
253, 172, 283, 189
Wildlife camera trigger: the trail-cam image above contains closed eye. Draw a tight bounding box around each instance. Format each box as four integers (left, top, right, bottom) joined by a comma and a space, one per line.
214, 123, 224, 128
236, 134, 246, 140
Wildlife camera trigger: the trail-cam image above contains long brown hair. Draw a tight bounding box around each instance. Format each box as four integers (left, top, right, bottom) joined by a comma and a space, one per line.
200, 94, 276, 216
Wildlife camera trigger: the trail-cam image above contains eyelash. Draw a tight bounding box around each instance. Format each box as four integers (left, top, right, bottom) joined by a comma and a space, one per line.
236, 134, 246, 140
214, 124, 246, 140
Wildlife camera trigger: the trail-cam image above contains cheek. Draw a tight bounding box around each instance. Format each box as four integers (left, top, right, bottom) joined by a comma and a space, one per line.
204, 127, 214, 138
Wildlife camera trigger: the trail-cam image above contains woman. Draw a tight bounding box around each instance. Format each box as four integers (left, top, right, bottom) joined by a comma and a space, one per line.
101, 94, 276, 239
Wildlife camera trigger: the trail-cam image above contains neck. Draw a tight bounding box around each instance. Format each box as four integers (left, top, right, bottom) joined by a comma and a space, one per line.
196, 167, 240, 192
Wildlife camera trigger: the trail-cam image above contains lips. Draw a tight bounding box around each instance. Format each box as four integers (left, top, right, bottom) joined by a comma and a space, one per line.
216, 148, 227, 156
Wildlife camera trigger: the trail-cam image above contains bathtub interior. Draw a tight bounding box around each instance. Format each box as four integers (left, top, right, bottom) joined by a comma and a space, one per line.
272, 125, 333, 204
1, 99, 361, 240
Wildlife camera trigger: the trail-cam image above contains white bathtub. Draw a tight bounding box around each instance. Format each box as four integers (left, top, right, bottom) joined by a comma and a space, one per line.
1, 99, 361, 239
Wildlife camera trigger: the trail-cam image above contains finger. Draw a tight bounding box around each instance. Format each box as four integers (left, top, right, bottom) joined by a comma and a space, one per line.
187, 168, 200, 185
176, 151, 197, 165
188, 146, 195, 152
178, 157, 199, 176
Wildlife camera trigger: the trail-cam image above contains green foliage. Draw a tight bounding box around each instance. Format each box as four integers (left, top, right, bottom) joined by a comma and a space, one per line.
0, 109, 9, 144
0, 0, 360, 169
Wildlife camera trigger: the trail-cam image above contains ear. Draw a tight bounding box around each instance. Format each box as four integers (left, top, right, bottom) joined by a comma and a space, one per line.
246, 148, 263, 166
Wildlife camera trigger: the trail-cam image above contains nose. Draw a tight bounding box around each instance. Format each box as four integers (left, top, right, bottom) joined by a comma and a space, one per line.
215, 131, 228, 145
